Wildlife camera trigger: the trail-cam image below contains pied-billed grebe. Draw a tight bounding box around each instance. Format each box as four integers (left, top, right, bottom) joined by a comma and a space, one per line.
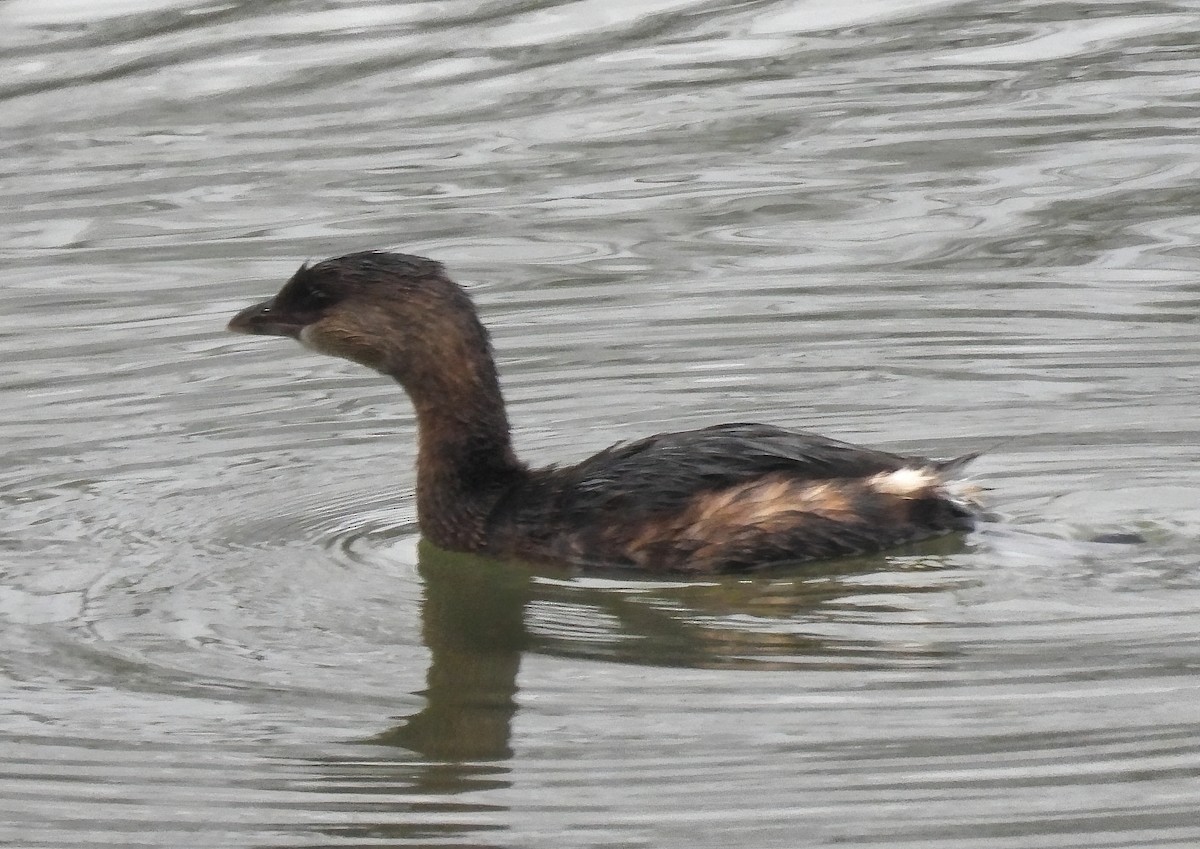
228, 251, 978, 573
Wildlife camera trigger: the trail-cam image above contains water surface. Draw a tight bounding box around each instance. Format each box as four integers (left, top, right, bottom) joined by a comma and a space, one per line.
3, 0, 1200, 846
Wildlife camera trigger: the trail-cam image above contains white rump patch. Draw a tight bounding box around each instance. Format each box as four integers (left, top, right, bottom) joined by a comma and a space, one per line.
868, 467, 938, 497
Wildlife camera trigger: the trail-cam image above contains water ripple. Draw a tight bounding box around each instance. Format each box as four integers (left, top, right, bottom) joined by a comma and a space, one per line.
4, 0, 1200, 846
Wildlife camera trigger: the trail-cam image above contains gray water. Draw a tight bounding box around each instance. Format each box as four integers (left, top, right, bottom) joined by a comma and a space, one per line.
4, 0, 1200, 846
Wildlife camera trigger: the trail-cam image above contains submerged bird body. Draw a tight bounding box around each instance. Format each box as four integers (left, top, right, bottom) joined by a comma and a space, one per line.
228, 251, 977, 573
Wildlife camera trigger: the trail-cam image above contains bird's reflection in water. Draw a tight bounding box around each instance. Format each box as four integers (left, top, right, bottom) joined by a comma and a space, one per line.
370, 547, 530, 761
372, 535, 972, 761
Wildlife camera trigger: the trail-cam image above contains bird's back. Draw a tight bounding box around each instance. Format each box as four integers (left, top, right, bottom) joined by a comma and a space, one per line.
487, 424, 977, 573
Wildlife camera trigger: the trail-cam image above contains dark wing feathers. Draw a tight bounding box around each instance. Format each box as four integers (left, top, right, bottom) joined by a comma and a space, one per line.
490, 422, 978, 571
550, 423, 925, 517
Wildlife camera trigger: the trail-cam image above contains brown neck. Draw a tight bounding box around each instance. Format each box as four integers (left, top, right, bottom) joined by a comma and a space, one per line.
404, 367, 526, 553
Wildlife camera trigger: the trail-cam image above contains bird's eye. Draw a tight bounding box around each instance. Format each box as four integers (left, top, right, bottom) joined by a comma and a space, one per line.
299, 286, 331, 308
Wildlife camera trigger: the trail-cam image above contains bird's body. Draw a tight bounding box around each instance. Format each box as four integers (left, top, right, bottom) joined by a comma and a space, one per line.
486, 423, 974, 572
228, 251, 978, 573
